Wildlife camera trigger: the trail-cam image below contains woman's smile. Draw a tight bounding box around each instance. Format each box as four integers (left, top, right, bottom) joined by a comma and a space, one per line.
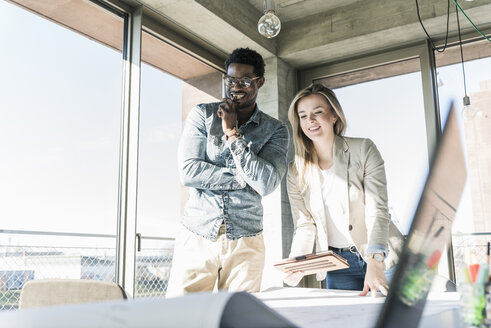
308, 125, 321, 132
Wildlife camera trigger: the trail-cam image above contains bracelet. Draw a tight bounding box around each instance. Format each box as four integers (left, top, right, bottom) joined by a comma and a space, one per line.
225, 127, 242, 141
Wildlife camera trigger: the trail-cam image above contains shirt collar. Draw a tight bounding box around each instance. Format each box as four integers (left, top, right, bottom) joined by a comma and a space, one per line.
246, 105, 261, 125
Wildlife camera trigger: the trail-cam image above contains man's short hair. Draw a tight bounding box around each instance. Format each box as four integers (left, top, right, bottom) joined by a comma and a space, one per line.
225, 48, 265, 77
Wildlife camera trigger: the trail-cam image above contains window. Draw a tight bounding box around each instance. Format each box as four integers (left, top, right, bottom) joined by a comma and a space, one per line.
0, 0, 125, 309
435, 38, 491, 281
436, 39, 491, 233
0, 1, 124, 236
134, 30, 222, 297
316, 58, 428, 234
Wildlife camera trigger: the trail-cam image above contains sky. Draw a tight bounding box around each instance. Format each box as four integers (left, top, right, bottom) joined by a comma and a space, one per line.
1, 0, 490, 248
0, 1, 182, 246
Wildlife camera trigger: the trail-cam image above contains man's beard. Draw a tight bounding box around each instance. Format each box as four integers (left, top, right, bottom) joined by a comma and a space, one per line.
234, 97, 255, 110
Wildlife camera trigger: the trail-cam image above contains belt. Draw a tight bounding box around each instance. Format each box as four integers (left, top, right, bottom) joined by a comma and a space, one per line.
328, 245, 358, 253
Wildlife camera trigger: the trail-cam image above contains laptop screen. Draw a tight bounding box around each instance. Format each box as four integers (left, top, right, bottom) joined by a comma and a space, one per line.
376, 104, 467, 328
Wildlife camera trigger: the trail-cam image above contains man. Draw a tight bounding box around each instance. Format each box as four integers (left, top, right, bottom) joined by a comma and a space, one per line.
166, 48, 289, 297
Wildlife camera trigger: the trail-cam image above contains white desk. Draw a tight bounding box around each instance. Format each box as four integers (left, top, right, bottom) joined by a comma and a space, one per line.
0, 287, 462, 327
255, 287, 462, 328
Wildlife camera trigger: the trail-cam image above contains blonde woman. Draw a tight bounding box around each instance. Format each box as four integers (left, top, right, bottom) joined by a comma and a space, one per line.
284, 83, 404, 297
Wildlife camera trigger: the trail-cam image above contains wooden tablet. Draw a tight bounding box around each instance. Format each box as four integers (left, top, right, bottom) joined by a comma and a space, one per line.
274, 250, 349, 275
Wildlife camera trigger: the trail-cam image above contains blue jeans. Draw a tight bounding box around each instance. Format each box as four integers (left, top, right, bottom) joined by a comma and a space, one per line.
326, 249, 396, 291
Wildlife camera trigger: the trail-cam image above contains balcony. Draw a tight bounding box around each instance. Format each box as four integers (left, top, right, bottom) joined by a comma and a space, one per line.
1, 229, 490, 311
0, 230, 174, 310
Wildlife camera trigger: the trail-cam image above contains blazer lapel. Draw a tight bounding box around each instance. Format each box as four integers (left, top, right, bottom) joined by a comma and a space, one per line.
333, 136, 350, 217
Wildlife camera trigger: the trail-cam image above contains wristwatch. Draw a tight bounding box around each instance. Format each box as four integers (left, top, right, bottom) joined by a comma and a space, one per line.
371, 253, 384, 262
225, 127, 242, 141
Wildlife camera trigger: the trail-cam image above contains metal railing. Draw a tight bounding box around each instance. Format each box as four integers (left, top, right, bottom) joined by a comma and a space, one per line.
1, 230, 489, 311
0, 229, 174, 311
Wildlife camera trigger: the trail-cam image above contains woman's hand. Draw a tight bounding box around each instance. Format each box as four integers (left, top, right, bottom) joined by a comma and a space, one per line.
283, 270, 304, 287
359, 258, 389, 297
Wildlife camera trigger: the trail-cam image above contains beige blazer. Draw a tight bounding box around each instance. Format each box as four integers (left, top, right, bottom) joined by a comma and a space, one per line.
287, 136, 404, 280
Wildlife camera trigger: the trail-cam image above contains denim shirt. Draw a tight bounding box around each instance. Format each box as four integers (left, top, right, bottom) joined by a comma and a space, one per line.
178, 102, 289, 240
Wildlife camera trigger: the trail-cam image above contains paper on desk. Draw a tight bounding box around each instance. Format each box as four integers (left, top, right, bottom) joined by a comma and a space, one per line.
0, 291, 297, 328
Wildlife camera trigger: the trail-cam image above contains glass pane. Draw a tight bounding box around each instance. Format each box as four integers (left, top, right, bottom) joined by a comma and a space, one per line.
316, 59, 428, 234
0, 0, 123, 235
0, 0, 124, 310
135, 31, 222, 297
435, 39, 491, 282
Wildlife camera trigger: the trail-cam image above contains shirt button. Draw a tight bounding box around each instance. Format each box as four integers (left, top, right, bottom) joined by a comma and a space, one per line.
349, 224, 353, 231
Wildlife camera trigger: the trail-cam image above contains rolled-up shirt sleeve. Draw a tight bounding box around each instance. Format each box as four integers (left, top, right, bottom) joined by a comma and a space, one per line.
363, 138, 390, 253
287, 166, 317, 257
228, 123, 289, 196
366, 245, 389, 257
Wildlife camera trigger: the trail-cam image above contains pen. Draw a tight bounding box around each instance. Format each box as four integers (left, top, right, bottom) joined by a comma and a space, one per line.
469, 263, 479, 283
476, 264, 488, 285
461, 265, 472, 284
487, 241, 490, 266
466, 247, 479, 283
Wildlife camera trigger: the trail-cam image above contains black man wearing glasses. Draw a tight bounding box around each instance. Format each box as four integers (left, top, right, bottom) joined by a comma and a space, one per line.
167, 48, 289, 297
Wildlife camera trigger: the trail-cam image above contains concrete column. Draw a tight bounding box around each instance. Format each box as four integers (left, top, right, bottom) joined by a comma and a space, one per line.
257, 56, 297, 289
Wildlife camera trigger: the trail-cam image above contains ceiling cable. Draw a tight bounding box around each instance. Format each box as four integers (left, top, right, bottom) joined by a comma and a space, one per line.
415, 0, 450, 52
456, 6, 468, 98
453, 0, 491, 42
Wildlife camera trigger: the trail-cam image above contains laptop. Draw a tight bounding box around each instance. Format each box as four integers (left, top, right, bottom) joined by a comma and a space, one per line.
375, 103, 467, 328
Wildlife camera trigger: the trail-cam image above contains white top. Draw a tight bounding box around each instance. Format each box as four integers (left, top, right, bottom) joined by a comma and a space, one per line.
320, 166, 354, 248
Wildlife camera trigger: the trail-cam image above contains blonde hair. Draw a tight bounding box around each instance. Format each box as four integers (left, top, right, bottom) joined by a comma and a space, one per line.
287, 83, 347, 190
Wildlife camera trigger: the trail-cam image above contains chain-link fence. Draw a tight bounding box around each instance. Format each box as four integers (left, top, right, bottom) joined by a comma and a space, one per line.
452, 233, 491, 285
0, 233, 174, 311
135, 250, 173, 298
0, 245, 116, 310
2, 231, 489, 311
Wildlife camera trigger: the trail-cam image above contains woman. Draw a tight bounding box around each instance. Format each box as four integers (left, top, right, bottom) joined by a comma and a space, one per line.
284, 83, 404, 297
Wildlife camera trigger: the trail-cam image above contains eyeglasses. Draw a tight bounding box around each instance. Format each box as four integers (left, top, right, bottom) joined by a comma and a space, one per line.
223, 75, 261, 88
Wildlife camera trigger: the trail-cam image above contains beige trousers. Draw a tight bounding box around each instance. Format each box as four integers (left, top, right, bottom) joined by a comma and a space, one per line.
166, 225, 265, 298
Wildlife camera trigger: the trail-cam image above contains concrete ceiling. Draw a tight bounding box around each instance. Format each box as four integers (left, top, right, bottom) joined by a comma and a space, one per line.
246, 0, 361, 22
139, 0, 491, 69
